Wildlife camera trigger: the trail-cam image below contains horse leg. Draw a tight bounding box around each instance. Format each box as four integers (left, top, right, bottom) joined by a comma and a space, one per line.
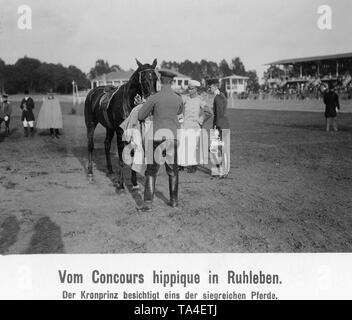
131, 169, 139, 189
87, 123, 97, 177
116, 128, 125, 189
104, 128, 115, 174
129, 147, 139, 189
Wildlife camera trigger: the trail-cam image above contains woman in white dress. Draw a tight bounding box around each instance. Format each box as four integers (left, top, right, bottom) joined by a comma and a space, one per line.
36, 90, 63, 138
178, 80, 212, 173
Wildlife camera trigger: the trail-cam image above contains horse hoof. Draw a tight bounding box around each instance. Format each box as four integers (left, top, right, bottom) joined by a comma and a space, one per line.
116, 182, 125, 190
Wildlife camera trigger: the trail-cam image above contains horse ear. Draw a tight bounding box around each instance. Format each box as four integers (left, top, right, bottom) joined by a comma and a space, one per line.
135, 58, 143, 68
152, 58, 157, 69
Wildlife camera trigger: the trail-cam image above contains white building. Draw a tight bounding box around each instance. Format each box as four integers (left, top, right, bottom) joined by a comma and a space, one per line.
157, 68, 191, 91
90, 68, 192, 92
90, 70, 135, 89
220, 74, 249, 96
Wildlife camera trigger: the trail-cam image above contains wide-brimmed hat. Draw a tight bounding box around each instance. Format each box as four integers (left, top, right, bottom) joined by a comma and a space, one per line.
188, 80, 201, 88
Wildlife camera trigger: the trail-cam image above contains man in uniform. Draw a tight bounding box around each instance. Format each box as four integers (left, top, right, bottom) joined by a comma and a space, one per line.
208, 79, 230, 178
138, 69, 183, 212
0, 94, 12, 136
20, 89, 35, 137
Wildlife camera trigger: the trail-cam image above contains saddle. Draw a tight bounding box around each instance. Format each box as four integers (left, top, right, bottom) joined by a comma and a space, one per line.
99, 85, 118, 111
98, 85, 118, 128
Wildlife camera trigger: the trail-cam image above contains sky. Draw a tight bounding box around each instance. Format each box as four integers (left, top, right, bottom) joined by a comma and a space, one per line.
0, 0, 351, 79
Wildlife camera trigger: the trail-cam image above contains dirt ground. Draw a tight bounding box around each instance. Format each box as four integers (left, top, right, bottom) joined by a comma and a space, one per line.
1, 98, 352, 254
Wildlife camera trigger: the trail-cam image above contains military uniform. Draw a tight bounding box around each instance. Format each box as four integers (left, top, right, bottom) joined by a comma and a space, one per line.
138, 70, 183, 211
0, 95, 12, 136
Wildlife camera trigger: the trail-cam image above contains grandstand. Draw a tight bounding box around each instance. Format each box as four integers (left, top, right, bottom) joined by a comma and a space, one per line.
265, 52, 352, 99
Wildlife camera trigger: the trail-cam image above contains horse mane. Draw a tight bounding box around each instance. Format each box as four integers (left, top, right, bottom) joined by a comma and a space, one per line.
120, 68, 141, 120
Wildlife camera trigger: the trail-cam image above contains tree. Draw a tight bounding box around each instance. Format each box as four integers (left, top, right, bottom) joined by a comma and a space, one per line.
263, 65, 284, 80
110, 64, 122, 72
219, 59, 232, 77
231, 57, 246, 76
89, 59, 111, 79
0, 59, 6, 92
246, 70, 260, 93
14, 56, 42, 92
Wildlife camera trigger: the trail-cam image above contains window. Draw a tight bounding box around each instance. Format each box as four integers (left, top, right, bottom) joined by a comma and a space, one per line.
178, 80, 182, 86
232, 79, 238, 85
238, 79, 243, 85
184, 80, 189, 86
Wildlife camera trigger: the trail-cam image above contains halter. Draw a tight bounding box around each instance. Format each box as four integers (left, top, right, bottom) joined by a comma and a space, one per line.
120, 68, 156, 120
138, 68, 156, 98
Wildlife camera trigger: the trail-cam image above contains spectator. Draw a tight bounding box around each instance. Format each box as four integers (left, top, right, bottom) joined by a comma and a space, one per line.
0, 94, 12, 136
36, 89, 63, 138
323, 83, 340, 132
20, 89, 35, 137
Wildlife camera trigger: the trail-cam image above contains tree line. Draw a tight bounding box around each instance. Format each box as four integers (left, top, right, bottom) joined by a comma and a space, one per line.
89, 58, 261, 93
160, 58, 260, 93
0, 56, 262, 94
0, 56, 90, 94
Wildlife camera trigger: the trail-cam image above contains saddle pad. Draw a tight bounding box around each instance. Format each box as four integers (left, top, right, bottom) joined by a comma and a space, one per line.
99, 87, 119, 128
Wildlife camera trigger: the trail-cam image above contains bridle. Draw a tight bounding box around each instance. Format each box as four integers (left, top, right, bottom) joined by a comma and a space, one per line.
121, 68, 157, 120
138, 68, 157, 98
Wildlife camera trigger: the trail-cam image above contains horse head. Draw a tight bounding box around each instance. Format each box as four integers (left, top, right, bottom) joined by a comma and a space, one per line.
133, 58, 158, 98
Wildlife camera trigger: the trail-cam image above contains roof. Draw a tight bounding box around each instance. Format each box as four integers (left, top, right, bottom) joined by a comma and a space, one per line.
92, 70, 135, 81
157, 68, 191, 79
221, 74, 249, 80
266, 52, 352, 66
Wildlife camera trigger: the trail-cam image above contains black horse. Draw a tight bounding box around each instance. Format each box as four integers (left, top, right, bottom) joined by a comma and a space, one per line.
84, 58, 158, 188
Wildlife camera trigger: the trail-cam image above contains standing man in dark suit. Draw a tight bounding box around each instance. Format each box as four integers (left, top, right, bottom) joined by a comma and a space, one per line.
138, 69, 183, 212
209, 79, 230, 178
323, 83, 340, 132
20, 89, 35, 137
0, 94, 12, 136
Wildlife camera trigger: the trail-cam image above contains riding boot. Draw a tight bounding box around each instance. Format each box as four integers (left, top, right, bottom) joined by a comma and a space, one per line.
24, 127, 28, 137
5, 126, 9, 136
50, 128, 54, 138
168, 174, 179, 207
55, 129, 60, 138
139, 175, 155, 212
30, 127, 34, 137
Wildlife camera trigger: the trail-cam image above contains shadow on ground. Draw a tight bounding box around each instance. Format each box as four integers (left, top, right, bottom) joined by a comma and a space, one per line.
0, 215, 20, 254
24, 216, 65, 254
72, 145, 171, 207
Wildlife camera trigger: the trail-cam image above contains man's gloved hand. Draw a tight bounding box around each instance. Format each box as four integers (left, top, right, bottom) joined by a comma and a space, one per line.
134, 94, 145, 106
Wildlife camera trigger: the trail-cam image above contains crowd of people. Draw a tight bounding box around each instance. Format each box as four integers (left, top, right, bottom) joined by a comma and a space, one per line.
0, 89, 63, 138
134, 70, 230, 212
1, 71, 341, 213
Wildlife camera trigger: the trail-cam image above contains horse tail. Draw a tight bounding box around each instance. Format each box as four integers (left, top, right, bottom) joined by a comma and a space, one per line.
84, 88, 98, 127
